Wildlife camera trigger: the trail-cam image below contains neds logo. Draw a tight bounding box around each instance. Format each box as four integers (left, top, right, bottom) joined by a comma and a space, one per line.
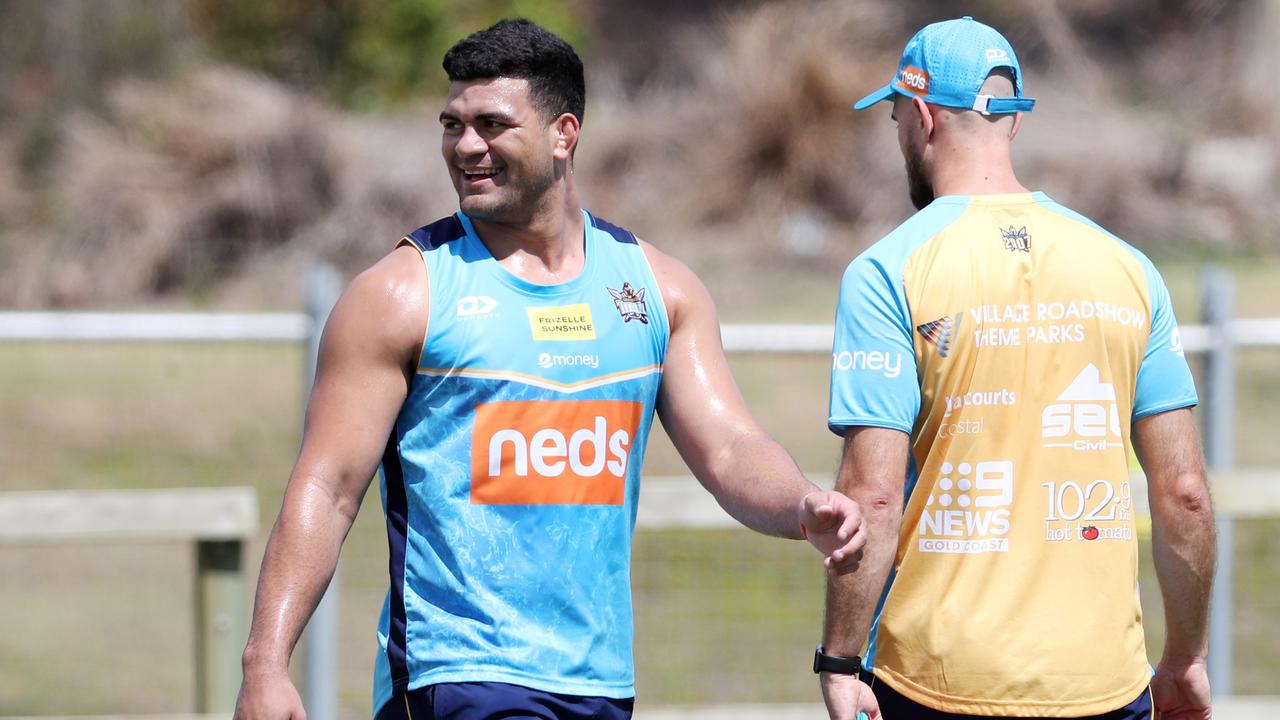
471, 400, 642, 505
898, 65, 930, 94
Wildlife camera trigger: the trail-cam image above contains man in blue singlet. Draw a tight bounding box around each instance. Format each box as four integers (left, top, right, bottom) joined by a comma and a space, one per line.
232, 19, 867, 720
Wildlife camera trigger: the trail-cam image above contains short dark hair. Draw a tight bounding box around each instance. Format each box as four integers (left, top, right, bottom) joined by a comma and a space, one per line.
442, 18, 585, 124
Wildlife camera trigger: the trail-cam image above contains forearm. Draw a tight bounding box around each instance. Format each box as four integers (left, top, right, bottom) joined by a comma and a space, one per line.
822, 426, 909, 656
823, 498, 901, 655
1150, 474, 1216, 662
1133, 409, 1216, 664
698, 430, 818, 539
242, 476, 359, 673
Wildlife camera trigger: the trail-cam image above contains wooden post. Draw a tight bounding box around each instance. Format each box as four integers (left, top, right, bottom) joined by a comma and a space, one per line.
0, 487, 257, 713
194, 539, 247, 713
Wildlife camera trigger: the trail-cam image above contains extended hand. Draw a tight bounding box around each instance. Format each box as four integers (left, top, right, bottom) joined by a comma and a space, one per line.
1151, 658, 1211, 720
799, 490, 867, 573
821, 672, 880, 720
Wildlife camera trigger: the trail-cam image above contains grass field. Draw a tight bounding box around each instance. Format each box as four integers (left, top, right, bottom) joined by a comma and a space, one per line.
0, 258, 1277, 716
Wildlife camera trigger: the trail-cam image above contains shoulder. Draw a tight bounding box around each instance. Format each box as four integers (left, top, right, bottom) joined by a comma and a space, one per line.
1034, 194, 1140, 256
587, 214, 640, 246
1034, 195, 1165, 289
637, 238, 714, 330
848, 201, 969, 276
401, 214, 468, 252
325, 243, 428, 365
354, 244, 430, 313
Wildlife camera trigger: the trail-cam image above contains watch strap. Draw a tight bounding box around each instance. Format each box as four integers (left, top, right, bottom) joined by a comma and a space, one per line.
813, 645, 862, 675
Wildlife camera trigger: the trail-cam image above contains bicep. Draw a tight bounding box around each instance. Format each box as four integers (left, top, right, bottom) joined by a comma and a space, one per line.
1133, 267, 1197, 419
828, 256, 919, 435
650, 252, 760, 467
291, 253, 426, 514
1132, 408, 1205, 484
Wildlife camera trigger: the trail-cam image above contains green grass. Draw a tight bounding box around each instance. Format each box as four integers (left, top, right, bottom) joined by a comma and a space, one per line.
0, 258, 1278, 716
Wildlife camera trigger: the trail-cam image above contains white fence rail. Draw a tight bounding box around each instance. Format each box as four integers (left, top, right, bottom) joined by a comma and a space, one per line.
5, 313, 1280, 352
0, 312, 310, 342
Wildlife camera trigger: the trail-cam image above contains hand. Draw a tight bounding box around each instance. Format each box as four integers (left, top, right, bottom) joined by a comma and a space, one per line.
1151, 657, 1211, 720
234, 668, 307, 720
799, 490, 867, 573
820, 672, 880, 720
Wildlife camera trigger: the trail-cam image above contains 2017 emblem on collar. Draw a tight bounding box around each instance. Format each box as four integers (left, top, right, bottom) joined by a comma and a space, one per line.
608, 283, 649, 324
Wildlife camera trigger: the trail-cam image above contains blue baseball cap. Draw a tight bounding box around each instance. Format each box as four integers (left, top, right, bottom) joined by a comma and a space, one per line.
854, 16, 1035, 115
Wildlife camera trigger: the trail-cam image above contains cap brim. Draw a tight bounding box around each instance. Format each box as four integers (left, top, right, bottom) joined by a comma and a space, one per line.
853, 84, 896, 111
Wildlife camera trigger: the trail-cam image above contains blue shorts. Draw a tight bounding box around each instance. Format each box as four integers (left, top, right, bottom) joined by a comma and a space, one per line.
870, 676, 1153, 719
375, 682, 634, 720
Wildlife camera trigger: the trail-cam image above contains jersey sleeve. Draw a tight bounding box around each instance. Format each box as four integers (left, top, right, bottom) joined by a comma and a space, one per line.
1133, 263, 1198, 418
828, 251, 920, 435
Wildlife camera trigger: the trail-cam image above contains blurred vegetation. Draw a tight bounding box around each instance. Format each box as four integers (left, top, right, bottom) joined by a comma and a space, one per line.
0, 0, 587, 183
2, 0, 1277, 310
0, 0, 189, 180
188, 0, 588, 109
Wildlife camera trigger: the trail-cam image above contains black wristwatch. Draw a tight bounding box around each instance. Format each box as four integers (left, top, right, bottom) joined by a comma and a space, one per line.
813, 646, 862, 676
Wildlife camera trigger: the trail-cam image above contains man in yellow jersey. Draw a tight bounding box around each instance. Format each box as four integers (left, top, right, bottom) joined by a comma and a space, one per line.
816, 16, 1215, 720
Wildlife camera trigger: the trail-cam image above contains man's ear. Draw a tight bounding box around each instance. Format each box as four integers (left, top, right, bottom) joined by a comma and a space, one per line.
1009, 111, 1023, 141
553, 113, 580, 160
911, 96, 935, 142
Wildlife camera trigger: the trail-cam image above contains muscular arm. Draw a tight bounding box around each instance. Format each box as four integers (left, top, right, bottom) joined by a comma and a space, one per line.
1133, 407, 1215, 716
235, 247, 427, 720
645, 242, 861, 550
820, 427, 909, 720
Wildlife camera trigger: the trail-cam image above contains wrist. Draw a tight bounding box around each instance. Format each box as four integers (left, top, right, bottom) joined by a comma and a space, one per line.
241, 644, 291, 674
813, 645, 862, 677
1158, 650, 1208, 669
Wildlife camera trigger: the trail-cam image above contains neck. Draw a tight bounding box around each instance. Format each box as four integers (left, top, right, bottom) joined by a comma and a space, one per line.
927, 134, 1028, 198
471, 181, 586, 284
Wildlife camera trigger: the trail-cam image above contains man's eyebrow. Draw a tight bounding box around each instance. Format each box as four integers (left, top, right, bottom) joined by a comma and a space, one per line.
438, 110, 515, 124
476, 111, 515, 123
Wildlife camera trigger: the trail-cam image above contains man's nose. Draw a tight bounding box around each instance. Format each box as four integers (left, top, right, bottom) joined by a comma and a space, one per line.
455, 125, 487, 155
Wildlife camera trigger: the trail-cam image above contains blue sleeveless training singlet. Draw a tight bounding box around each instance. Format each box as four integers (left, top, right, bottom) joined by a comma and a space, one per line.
372, 210, 669, 714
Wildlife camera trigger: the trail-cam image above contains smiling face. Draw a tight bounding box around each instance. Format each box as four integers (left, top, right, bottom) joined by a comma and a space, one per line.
440, 76, 562, 224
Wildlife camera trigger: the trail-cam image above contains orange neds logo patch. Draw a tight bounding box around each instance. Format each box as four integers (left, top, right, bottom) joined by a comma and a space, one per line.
471, 399, 642, 505
897, 65, 930, 95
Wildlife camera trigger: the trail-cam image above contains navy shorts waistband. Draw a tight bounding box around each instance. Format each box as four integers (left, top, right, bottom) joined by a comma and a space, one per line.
376, 681, 635, 720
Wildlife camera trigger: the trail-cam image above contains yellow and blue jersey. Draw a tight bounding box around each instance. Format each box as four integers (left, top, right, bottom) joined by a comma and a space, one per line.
828, 192, 1196, 716
373, 211, 668, 714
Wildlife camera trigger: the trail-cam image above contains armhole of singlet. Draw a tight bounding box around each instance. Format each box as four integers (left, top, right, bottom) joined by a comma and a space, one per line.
395, 237, 432, 374
632, 237, 673, 353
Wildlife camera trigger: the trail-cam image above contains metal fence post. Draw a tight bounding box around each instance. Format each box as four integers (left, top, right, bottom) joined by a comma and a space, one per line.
301, 263, 344, 720
1200, 266, 1235, 695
